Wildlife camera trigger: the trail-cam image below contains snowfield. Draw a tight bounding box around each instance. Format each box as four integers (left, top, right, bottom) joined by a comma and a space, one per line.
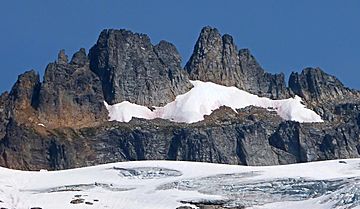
105, 80, 323, 123
1, 160, 360, 209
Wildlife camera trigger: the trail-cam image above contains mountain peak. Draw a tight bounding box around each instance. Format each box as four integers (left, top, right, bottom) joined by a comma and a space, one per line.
288, 67, 360, 112
70, 48, 87, 66
57, 49, 68, 64
89, 28, 192, 106
199, 26, 221, 37
0, 27, 360, 172
185, 26, 289, 99
289, 67, 348, 100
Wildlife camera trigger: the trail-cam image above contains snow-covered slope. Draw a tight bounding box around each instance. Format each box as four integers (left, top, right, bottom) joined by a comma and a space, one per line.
105, 80, 323, 123
1, 159, 360, 209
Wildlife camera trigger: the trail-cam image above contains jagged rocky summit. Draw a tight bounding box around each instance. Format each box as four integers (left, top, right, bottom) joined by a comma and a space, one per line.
0, 26, 360, 170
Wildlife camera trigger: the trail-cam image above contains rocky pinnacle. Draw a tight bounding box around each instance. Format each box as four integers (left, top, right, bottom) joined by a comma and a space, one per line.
0, 26, 359, 170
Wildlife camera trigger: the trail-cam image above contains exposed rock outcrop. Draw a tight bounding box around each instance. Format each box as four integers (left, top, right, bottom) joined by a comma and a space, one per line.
289, 67, 360, 120
8, 70, 40, 123
89, 29, 192, 106
238, 49, 289, 99
0, 104, 359, 170
0, 92, 9, 139
0, 26, 360, 170
185, 26, 289, 99
289, 67, 358, 103
37, 49, 107, 128
178, 200, 245, 209
0, 70, 40, 137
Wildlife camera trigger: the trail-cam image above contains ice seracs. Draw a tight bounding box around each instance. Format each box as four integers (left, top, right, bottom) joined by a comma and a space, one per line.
105, 80, 323, 123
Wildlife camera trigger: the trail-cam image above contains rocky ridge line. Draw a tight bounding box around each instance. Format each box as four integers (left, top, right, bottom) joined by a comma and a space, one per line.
0, 26, 359, 170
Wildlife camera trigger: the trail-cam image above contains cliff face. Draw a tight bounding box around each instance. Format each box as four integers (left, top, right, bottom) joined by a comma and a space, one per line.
0, 26, 360, 170
0, 92, 9, 140
289, 68, 360, 120
185, 27, 289, 99
37, 49, 108, 128
89, 29, 192, 106
1, 105, 359, 170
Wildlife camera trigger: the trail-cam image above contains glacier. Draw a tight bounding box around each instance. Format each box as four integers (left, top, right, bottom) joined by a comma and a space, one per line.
1, 159, 360, 209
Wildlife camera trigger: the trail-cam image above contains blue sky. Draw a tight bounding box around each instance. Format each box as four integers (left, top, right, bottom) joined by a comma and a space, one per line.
0, 0, 359, 92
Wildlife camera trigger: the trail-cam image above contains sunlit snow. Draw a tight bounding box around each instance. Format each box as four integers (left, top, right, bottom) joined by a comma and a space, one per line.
105, 80, 323, 123
1, 159, 360, 209
37, 123, 46, 127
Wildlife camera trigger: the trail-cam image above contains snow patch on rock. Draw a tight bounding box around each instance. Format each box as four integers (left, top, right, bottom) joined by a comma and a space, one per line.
105, 80, 323, 123
37, 123, 46, 127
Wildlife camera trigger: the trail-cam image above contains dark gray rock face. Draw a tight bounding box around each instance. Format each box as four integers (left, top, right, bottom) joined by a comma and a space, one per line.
238, 49, 289, 99
289, 67, 360, 120
0, 92, 9, 139
289, 68, 358, 103
0, 105, 359, 171
70, 48, 88, 66
185, 27, 241, 85
0, 27, 360, 171
89, 29, 192, 106
185, 26, 289, 99
0, 119, 76, 170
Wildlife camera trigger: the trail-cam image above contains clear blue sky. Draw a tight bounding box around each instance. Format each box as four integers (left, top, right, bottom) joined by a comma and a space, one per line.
1, 0, 359, 92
